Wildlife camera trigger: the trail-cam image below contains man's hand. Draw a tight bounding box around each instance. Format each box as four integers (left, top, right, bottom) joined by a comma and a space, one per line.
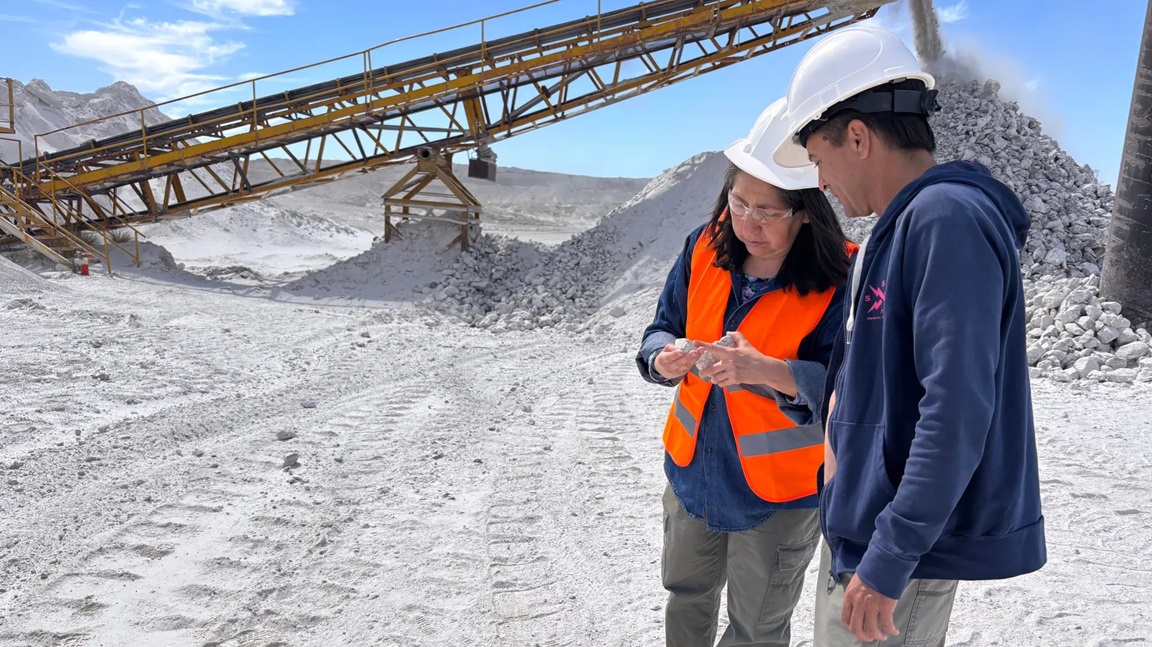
653, 343, 705, 380
842, 576, 900, 642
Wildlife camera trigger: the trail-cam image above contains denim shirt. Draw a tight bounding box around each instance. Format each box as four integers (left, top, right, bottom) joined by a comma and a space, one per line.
636, 225, 846, 532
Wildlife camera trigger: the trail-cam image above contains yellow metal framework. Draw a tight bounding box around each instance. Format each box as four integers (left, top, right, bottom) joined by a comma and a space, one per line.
382, 147, 483, 250
2, 0, 887, 264
0, 165, 143, 272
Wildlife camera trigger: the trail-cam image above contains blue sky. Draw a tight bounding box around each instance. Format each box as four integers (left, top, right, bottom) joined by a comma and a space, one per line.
0, 0, 1146, 186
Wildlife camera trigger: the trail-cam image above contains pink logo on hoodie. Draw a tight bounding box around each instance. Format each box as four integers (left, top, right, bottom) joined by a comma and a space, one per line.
865, 281, 886, 320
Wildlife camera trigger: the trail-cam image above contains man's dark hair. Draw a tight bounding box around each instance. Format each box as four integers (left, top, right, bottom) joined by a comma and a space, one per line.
705, 163, 850, 296
812, 80, 937, 153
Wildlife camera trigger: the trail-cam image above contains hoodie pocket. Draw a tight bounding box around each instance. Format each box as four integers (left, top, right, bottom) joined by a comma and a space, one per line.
824, 420, 897, 544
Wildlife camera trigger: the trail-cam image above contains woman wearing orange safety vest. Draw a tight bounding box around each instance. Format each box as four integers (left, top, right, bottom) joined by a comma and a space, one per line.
636, 98, 854, 647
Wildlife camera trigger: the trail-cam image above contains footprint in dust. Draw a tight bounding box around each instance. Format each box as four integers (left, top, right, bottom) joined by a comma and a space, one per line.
47, 570, 144, 597
52, 595, 109, 616
1069, 492, 1108, 500
946, 632, 985, 647
1116, 509, 1145, 516
136, 614, 204, 631
1037, 611, 1080, 624
118, 520, 195, 542
1, 629, 91, 645
177, 583, 228, 602
85, 542, 175, 570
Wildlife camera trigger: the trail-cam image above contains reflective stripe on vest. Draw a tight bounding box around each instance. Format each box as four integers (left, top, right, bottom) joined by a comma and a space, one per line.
726, 383, 775, 398
738, 424, 825, 457
661, 222, 853, 503
672, 391, 698, 439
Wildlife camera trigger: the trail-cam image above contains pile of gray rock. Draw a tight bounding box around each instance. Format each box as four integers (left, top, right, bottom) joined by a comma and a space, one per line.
421, 152, 727, 332
838, 79, 1113, 280
422, 223, 623, 332
932, 79, 1112, 279
1026, 276, 1152, 383
835, 79, 1138, 383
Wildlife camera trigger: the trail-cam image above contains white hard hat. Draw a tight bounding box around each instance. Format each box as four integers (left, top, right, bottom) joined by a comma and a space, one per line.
773, 26, 936, 168
723, 97, 819, 190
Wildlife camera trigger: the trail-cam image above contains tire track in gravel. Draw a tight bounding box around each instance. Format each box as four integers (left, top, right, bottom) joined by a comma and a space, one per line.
520, 352, 671, 647
291, 388, 491, 646
262, 333, 558, 646
481, 374, 576, 646
472, 343, 668, 646
193, 331, 547, 646
0, 313, 454, 645
0, 394, 361, 645
0, 321, 372, 627
0, 315, 664, 647
565, 354, 668, 646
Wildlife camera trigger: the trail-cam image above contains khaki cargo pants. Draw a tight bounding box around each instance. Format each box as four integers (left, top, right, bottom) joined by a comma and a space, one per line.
662, 485, 821, 647
813, 542, 958, 646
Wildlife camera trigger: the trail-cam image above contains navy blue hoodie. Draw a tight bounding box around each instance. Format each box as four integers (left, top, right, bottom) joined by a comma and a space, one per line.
819, 161, 1046, 600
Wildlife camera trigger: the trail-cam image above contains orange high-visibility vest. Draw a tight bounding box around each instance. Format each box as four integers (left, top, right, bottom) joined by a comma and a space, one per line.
662, 226, 849, 503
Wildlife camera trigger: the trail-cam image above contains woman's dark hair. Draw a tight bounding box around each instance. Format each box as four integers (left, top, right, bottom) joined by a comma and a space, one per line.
705, 163, 850, 296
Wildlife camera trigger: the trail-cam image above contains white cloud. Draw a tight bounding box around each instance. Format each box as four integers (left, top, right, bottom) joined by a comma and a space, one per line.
48, 1, 294, 105
53, 18, 244, 101
190, 0, 295, 17
937, 1, 969, 24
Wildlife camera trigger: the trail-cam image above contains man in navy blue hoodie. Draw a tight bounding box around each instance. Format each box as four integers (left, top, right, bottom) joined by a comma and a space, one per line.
770, 27, 1047, 646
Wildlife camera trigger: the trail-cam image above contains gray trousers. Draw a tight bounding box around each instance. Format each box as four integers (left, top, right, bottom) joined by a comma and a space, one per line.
662, 485, 820, 647
813, 542, 958, 646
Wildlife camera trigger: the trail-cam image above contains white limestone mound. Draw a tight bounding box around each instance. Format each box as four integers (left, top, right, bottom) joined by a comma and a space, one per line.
835, 79, 1112, 280
286, 218, 468, 301
1026, 275, 1152, 384
0, 253, 53, 295
420, 152, 727, 332
933, 80, 1111, 279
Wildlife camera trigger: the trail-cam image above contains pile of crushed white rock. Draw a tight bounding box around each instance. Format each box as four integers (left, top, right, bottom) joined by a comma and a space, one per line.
931, 79, 1112, 280
421, 223, 623, 333
805, 78, 1139, 384
1026, 276, 1152, 383
421, 151, 726, 333
839, 79, 1113, 279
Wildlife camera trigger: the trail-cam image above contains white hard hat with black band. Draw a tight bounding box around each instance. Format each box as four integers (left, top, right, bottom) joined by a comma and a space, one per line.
794, 84, 941, 148
773, 26, 937, 168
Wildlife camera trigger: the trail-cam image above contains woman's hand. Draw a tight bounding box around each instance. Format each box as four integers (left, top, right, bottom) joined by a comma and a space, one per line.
653, 343, 706, 380
699, 332, 793, 394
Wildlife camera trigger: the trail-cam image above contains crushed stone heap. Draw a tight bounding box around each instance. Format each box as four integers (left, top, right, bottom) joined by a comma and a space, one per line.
1026, 276, 1152, 383
420, 221, 623, 333
932, 79, 1112, 280
420, 152, 726, 333
839, 79, 1113, 281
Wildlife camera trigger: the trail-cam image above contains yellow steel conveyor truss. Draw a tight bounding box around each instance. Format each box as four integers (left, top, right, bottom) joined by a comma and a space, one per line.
0, 0, 887, 266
